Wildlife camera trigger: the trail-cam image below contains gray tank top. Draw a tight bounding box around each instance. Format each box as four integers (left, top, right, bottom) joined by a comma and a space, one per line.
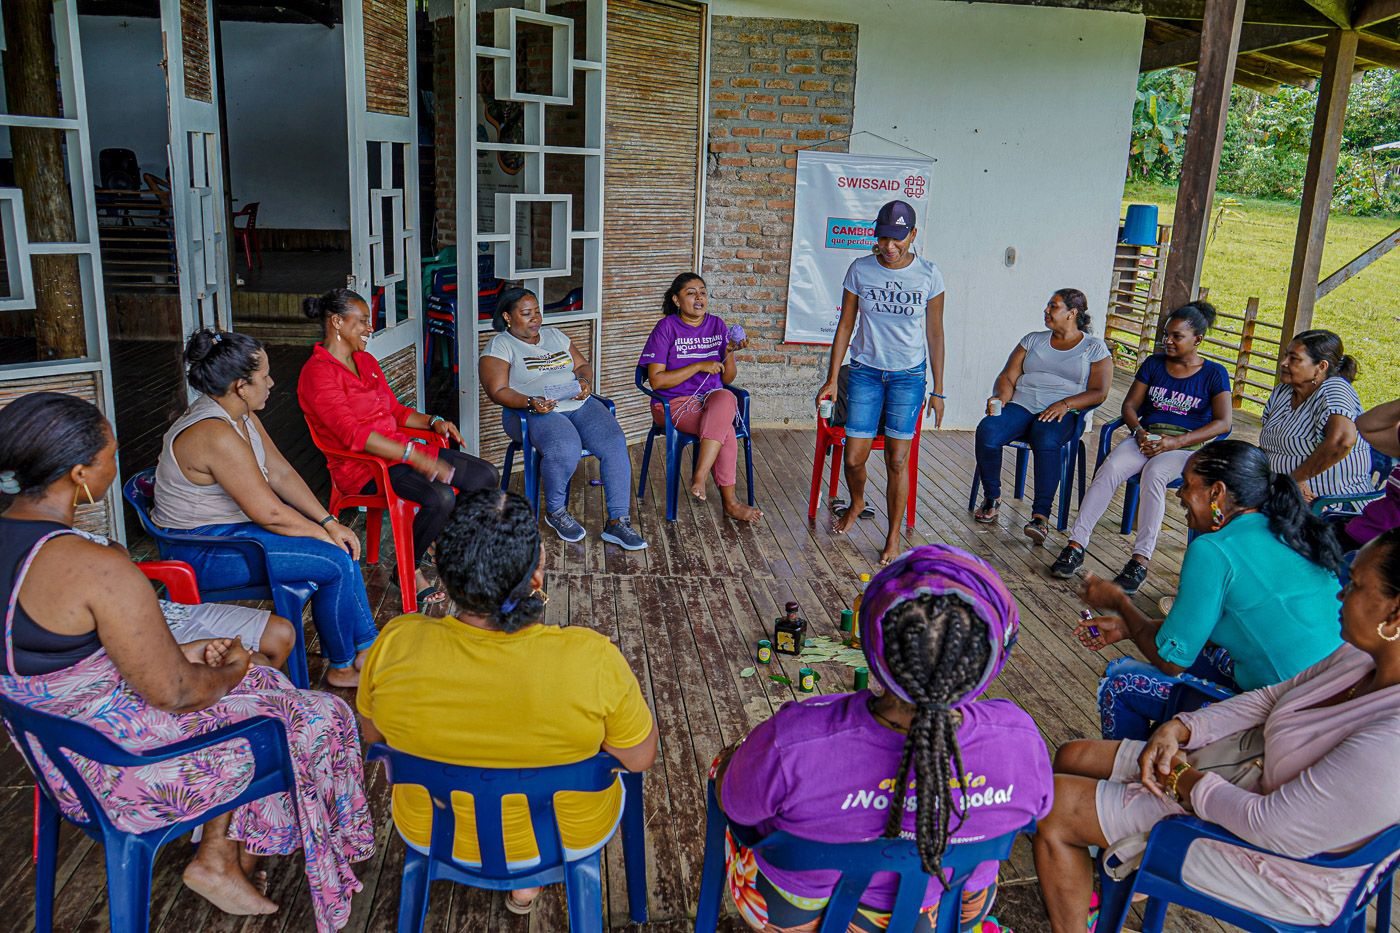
151, 394, 268, 529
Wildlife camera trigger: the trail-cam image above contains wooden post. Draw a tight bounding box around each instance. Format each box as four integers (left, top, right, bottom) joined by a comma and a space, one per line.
1281, 28, 1359, 342
1159, 0, 1246, 322
1, 0, 86, 361
1233, 296, 1259, 409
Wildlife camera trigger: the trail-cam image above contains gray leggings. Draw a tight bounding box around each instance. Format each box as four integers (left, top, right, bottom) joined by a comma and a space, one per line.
502, 396, 632, 519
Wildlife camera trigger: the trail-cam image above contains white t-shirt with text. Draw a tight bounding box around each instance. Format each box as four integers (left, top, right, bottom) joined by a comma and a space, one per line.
480, 326, 584, 413
842, 253, 945, 373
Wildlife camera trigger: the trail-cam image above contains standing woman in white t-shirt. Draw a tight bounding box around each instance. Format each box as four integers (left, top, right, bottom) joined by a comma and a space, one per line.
480, 288, 647, 550
816, 200, 946, 566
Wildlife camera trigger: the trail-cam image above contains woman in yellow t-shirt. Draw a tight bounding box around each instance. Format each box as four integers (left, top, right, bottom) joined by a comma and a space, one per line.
357, 489, 658, 914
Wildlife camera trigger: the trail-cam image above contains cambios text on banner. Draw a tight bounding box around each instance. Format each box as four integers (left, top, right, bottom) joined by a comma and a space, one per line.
783, 151, 934, 345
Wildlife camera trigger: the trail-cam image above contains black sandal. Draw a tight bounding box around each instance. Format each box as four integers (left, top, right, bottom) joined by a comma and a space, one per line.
974, 498, 1001, 523
831, 498, 876, 519
1023, 517, 1050, 546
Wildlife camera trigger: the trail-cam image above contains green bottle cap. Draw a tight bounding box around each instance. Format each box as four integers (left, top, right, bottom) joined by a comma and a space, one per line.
840, 608, 854, 631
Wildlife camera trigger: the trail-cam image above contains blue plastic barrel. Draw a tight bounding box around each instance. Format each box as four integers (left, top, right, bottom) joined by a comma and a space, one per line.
1120, 203, 1159, 247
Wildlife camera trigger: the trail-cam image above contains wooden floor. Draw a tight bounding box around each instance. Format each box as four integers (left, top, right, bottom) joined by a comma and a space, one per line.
4, 368, 1394, 933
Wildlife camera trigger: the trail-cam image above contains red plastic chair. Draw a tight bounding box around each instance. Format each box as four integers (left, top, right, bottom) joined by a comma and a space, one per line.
807, 410, 922, 530
232, 201, 262, 271
304, 419, 448, 614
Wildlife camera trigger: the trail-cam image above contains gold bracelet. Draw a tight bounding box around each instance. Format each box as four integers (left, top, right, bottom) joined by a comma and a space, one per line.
1163, 761, 1193, 802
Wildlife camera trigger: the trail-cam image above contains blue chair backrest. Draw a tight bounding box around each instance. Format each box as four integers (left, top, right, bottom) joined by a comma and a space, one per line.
0, 694, 290, 843
715, 781, 1033, 932
123, 468, 164, 542
1372, 448, 1396, 487
366, 745, 626, 882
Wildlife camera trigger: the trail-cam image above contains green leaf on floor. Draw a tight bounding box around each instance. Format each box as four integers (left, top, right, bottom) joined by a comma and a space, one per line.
740, 667, 756, 678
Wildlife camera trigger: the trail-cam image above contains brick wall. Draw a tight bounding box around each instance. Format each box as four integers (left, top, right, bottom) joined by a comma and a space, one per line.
702, 16, 856, 425
431, 17, 455, 250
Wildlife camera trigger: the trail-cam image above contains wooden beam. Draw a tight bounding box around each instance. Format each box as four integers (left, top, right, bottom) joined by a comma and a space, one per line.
1298, 0, 1353, 28
1161, 0, 1247, 319
1281, 28, 1359, 340
1141, 23, 1327, 68
1354, 33, 1400, 64
1316, 227, 1400, 299
1233, 51, 1322, 82
1355, 0, 1400, 27
1229, 67, 1286, 90
1145, 0, 1337, 25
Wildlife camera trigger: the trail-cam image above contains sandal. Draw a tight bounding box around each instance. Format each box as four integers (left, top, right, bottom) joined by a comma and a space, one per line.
504, 891, 536, 915
1023, 517, 1050, 546
974, 498, 1001, 523
415, 585, 447, 607
831, 498, 876, 519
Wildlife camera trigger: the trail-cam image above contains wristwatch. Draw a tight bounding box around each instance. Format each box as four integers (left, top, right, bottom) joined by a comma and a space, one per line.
1164, 760, 1193, 802
526, 397, 538, 413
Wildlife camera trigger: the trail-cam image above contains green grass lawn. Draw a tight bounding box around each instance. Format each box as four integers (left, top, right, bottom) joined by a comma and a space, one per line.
1121, 180, 1400, 408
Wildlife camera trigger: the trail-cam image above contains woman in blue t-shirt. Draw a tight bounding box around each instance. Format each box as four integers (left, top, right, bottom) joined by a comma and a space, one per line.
1050, 302, 1232, 593
815, 199, 947, 566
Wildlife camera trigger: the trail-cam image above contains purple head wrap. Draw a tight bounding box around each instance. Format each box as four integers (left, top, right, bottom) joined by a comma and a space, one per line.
857, 544, 1020, 706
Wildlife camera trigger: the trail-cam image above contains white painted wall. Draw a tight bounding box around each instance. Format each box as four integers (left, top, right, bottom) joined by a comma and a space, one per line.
711, 0, 1144, 430
76, 15, 350, 230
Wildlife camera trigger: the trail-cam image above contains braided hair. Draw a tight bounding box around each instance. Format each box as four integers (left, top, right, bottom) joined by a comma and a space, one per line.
879, 593, 991, 882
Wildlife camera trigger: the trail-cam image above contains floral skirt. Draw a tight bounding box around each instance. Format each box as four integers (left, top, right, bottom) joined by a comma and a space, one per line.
1, 650, 374, 932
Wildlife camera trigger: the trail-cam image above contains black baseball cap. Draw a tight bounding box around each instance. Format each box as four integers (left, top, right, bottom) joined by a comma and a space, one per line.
874, 200, 916, 240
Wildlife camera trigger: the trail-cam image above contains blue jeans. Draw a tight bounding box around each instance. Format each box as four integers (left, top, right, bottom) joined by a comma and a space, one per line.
844, 360, 926, 440
502, 396, 632, 519
974, 403, 1079, 517
1097, 649, 1238, 740
166, 523, 378, 668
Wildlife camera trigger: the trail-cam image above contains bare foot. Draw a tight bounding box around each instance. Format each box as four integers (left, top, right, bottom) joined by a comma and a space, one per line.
506, 885, 541, 915
326, 666, 360, 689
878, 539, 902, 567
238, 850, 268, 895
833, 500, 864, 535
183, 861, 278, 916
724, 500, 763, 523
690, 477, 707, 502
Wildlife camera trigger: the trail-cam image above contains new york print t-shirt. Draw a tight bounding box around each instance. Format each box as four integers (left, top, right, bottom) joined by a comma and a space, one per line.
637, 313, 728, 401
1133, 354, 1231, 433
481, 326, 584, 412
720, 690, 1052, 910
842, 253, 946, 373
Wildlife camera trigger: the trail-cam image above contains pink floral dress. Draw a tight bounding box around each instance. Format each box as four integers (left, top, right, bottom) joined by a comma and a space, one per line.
1, 529, 375, 931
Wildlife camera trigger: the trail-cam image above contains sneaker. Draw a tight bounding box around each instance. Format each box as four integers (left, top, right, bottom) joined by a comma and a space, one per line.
544, 508, 586, 543
601, 517, 648, 551
1049, 544, 1085, 579
1023, 517, 1050, 546
1113, 558, 1149, 595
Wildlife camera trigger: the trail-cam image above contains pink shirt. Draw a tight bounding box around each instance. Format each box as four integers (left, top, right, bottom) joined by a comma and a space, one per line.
1173, 644, 1400, 922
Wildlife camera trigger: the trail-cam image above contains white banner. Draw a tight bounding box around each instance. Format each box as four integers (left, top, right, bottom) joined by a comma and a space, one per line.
782, 150, 934, 345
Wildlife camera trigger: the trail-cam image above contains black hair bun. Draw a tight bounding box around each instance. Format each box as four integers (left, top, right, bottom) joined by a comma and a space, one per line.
302, 296, 324, 321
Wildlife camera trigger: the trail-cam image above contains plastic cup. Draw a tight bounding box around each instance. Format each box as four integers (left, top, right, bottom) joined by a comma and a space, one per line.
989, 399, 1003, 416
798, 667, 820, 692
819, 398, 834, 420
1145, 434, 1162, 443
854, 667, 869, 690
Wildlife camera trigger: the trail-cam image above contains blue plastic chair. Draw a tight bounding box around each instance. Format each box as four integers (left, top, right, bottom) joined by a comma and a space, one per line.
634, 365, 756, 522
365, 745, 647, 933
1097, 814, 1400, 933
499, 395, 617, 516
1163, 678, 1235, 720
0, 696, 295, 933
693, 779, 1034, 932
1094, 417, 1231, 535
122, 469, 312, 689
1311, 449, 1395, 516
967, 407, 1096, 532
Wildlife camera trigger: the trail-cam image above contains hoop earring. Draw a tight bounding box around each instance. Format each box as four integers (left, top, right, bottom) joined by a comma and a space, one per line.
1209, 499, 1224, 529
1380, 620, 1400, 643
531, 587, 550, 605
73, 482, 95, 508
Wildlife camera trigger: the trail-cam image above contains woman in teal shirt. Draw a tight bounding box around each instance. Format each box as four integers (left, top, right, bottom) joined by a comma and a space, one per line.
1074, 440, 1344, 739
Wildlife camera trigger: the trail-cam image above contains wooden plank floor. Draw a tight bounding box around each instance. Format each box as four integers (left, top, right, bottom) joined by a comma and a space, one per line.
6, 367, 1393, 933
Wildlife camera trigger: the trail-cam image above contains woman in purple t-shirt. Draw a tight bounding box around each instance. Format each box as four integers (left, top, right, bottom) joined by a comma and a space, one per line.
713, 545, 1053, 932
638, 273, 762, 522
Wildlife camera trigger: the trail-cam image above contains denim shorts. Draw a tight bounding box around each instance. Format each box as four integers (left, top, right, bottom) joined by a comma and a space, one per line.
844, 360, 927, 440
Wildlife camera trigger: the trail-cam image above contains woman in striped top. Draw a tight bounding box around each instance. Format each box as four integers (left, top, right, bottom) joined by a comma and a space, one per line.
1259, 330, 1373, 503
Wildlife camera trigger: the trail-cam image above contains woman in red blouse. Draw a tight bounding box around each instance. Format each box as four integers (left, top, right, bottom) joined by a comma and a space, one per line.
297, 289, 498, 606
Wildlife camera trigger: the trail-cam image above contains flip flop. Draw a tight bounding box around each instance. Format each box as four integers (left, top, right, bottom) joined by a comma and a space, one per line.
504, 892, 536, 915
831, 498, 876, 519
415, 585, 447, 607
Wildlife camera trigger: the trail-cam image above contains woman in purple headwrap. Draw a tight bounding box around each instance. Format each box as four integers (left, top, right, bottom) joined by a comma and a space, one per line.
711, 544, 1054, 932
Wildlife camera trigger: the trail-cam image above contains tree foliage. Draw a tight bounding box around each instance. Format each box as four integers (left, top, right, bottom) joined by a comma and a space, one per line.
1128, 67, 1400, 215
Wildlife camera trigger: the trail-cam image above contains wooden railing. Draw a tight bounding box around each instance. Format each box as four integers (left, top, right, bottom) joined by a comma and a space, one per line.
1196, 296, 1283, 409
1103, 223, 1171, 370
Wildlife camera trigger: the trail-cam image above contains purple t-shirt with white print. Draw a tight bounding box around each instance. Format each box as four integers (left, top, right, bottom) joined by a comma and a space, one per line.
637, 313, 728, 401
720, 690, 1053, 909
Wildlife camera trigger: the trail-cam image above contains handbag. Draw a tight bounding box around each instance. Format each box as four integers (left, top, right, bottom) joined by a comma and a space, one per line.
1102, 726, 1264, 880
